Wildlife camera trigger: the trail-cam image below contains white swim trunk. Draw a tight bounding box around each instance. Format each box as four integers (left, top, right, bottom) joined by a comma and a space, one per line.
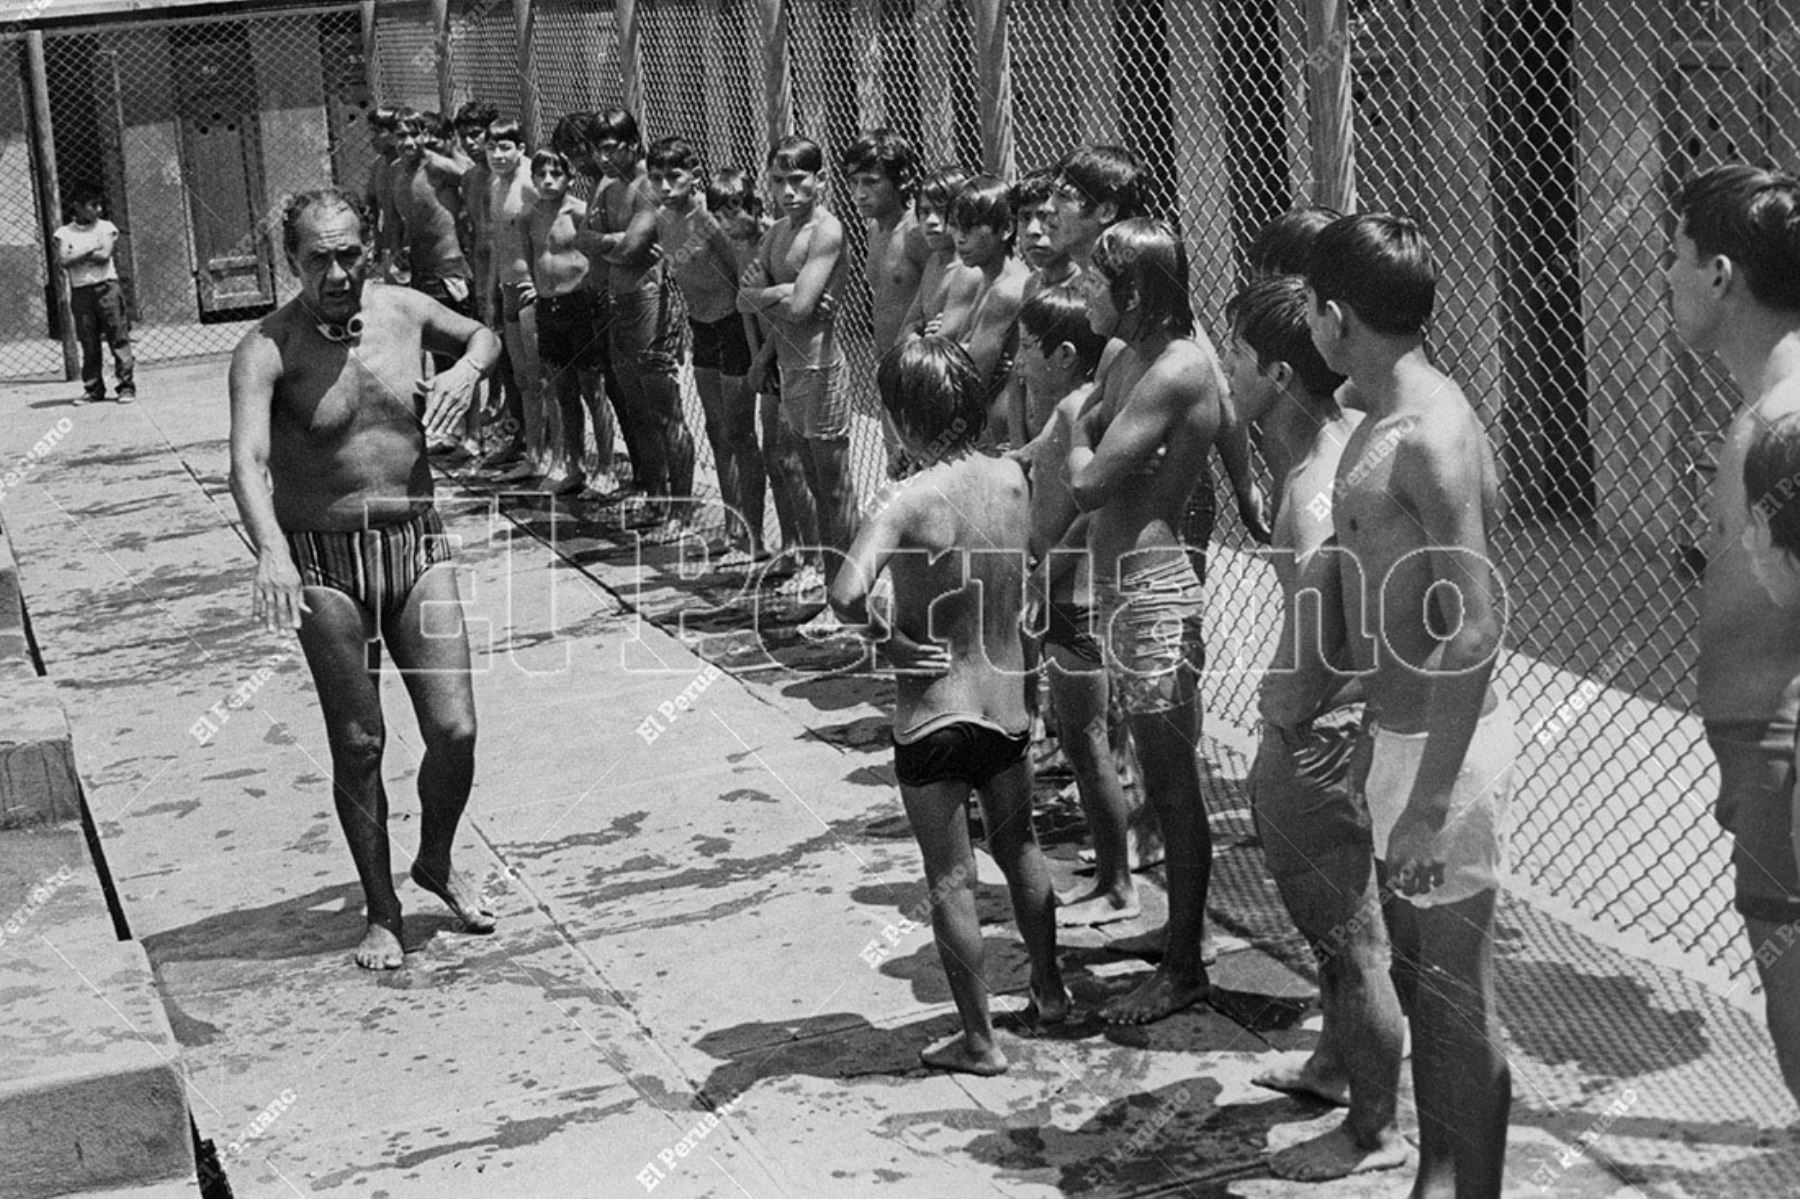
1364, 702, 1518, 908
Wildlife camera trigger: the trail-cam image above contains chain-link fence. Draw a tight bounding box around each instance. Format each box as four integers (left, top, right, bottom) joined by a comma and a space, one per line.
0, 0, 1775, 980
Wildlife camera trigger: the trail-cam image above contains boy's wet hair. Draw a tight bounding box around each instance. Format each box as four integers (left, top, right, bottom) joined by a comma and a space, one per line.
877, 336, 986, 450
594, 107, 642, 152
1307, 213, 1437, 337
1248, 206, 1342, 279
454, 100, 499, 133
917, 164, 971, 212
394, 107, 424, 133
550, 111, 602, 166
768, 135, 824, 174
1675, 164, 1800, 312
646, 136, 701, 173
706, 167, 762, 219
370, 106, 402, 132
949, 175, 1012, 240
1227, 275, 1346, 403
1054, 144, 1145, 222
1746, 411, 1800, 558
1008, 168, 1056, 214
422, 111, 455, 144
486, 118, 525, 149
530, 148, 572, 178
68, 182, 106, 210
1019, 284, 1106, 380
840, 128, 919, 199
281, 188, 373, 257
1091, 218, 1194, 338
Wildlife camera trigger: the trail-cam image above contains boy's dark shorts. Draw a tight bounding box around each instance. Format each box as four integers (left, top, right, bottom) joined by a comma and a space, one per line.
536, 290, 603, 369
1250, 707, 1373, 882
689, 313, 753, 376
1705, 718, 1800, 923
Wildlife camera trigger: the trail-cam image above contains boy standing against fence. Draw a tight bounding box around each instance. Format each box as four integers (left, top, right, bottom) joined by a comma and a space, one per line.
1673, 164, 1800, 1106
649, 137, 767, 561
845, 129, 930, 469
55, 185, 135, 405
484, 119, 541, 477
937, 176, 1031, 444
1227, 275, 1408, 1181
830, 336, 1068, 1075
739, 136, 858, 602
525, 150, 602, 496
1310, 214, 1514, 1196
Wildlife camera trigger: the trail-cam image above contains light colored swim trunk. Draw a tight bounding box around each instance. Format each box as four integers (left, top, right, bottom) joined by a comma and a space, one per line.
1363, 702, 1519, 908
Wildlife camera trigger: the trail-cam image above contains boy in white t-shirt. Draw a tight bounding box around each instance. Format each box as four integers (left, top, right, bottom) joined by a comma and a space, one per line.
53, 185, 135, 404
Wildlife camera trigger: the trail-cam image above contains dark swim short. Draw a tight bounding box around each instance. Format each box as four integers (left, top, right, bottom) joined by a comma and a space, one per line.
893, 721, 1031, 789
689, 313, 753, 376
1250, 707, 1372, 882
1043, 599, 1102, 666
1705, 719, 1800, 923
536, 290, 602, 369
284, 505, 451, 627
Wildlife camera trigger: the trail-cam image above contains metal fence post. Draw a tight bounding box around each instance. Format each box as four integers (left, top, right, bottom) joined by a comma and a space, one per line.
757, 0, 793, 147
26, 32, 78, 382
513, 0, 539, 151
619, 0, 644, 130
969, 0, 1012, 178
430, 0, 454, 115
361, 1, 380, 104
1304, 0, 1355, 211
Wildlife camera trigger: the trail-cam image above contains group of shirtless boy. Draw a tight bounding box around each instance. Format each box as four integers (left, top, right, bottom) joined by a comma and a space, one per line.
228, 110, 1800, 1194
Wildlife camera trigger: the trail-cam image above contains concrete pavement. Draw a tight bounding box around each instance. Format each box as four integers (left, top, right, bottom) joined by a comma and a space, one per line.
0, 358, 1794, 1197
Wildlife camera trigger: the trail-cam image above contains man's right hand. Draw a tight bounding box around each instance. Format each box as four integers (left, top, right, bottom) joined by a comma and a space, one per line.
253, 550, 311, 632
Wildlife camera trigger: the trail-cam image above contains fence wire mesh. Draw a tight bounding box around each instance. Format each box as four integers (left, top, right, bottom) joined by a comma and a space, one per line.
0, 0, 1780, 979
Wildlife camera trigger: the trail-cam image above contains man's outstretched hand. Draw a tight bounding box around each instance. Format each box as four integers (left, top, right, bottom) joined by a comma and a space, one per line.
418, 363, 479, 441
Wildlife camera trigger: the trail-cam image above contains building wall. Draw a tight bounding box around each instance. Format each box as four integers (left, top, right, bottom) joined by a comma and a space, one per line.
105, 26, 194, 326
0, 41, 48, 342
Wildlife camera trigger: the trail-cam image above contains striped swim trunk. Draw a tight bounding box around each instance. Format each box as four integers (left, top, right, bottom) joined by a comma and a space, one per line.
284, 506, 452, 625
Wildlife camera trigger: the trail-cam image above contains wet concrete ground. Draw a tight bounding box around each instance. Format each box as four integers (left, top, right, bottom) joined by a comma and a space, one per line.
1, 359, 1794, 1197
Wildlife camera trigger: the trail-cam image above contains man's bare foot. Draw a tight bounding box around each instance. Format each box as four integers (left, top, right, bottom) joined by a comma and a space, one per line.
1269, 1122, 1409, 1181
1077, 842, 1164, 871
919, 1032, 1008, 1076
409, 862, 497, 933
1101, 965, 1208, 1025
1056, 886, 1141, 927
1253, 1053, 1351, 1107
355, 921, 405, 970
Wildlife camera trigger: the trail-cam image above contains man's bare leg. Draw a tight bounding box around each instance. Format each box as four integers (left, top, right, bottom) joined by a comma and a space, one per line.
1263, 849, 1408, 1180
801, 435, 857, 584
760, 393, 816, 560
1389, 886, 1509, 1199
1746, 915, 1800, 1105
902, 777, 1007, 1076
1047, 654, 1139, 926
295, 588, 404, 970
721, 374, 766, 555
383, 564, 494, 933
695, 365, 741, 531
975, 758, 1070, 1025
1103, 683, 1211, 1025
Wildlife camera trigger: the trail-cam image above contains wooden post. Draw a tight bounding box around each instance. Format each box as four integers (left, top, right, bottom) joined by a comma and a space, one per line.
968, 0, 1012, 177
618, 0, 644, 131
1304, 0, 1355, 211
756, 0, 792, 148
852, 0, 883, 132
360, 1, 380, 104
430, 0, 454, 114
513, 0, 539, 151
26, 33, 77, 382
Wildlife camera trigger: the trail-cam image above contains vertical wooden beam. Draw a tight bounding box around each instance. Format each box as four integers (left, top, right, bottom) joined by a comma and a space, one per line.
513, 0, 539, 149
430, 0, 454, 114
852, 0, 883, 132
618, 0, 645, 129
1304, 0, 1355, 211
698, 0, 732, 169
757, 0, 793, 148
26, 32, 77, 381
361, 0, 380, 105
968, 0, 1011, 177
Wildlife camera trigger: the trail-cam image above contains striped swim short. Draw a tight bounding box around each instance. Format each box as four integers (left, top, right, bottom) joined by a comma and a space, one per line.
284, 505, 452, 625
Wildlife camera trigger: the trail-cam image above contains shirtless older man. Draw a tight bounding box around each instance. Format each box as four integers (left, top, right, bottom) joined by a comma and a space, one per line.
228, 189, 501, 970
1067, 219, 1226, 1024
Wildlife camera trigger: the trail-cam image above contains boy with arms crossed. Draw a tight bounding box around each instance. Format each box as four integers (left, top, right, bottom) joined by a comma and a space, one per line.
844, 129, 930, 466
739, 136, 857, 595
484, 120, 542, 476
1227, 276, 1407, 1181
1309, 214, 1514, 1197
54, 185, 135, 404
1067, 219, 1224, 1024
1016, 285, 1138, 926
938, 176, 1032, 444
902, 165, 973, 340
831, 336, 1067, 1075
1674, 164, 1800, 1105
649, 137, 767, 561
